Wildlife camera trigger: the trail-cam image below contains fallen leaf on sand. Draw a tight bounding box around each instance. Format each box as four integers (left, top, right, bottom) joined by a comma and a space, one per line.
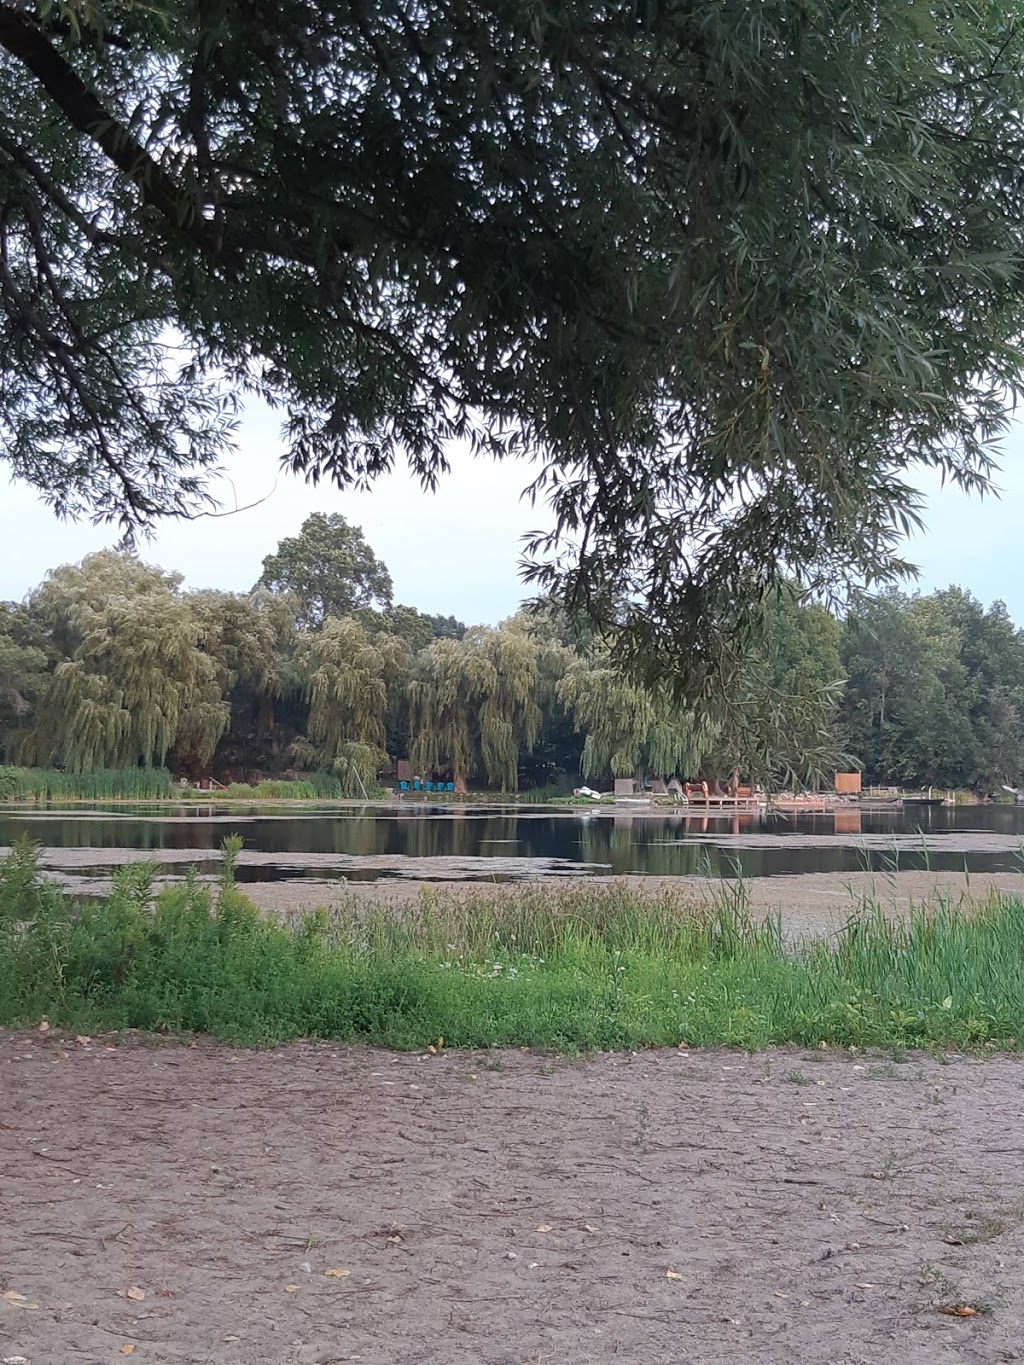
126, 1286, 146, 1302
666, 1271, 683, 1281
325, 1269, 351, 1279
939, 1305, 979, 1318
582, 1224, 599, 1234
38, 1020, 49, 1034
75, 1035, 91, 1046
425, 1045, 437, 1055
387, 1234, 403, 1245
534, 1224, 552, 1234
284, 1285, 300, 1293
2, 1291, 39, 1310
120, 1347, 136, 1356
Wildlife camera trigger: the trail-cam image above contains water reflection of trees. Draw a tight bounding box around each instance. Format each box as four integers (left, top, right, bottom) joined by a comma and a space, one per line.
6, 804, 1024, 879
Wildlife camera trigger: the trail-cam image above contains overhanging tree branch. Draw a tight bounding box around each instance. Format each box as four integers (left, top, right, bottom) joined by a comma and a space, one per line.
0, 3, 206, 247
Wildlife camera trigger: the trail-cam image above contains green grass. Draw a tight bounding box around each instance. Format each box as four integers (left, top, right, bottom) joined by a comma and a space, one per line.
214, 777, 349, 801
0, 766, 175, 801
0, 767, 377, 803
3, 837, 1024, 1050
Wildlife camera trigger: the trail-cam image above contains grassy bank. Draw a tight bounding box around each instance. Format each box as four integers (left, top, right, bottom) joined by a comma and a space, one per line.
186, 776, 356, 801
2, 838, 1023, 1051
0, 766, 176, 801
0, 767, 371, 803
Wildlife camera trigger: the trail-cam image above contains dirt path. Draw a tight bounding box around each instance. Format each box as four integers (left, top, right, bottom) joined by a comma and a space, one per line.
3, 1032, 1024, 1364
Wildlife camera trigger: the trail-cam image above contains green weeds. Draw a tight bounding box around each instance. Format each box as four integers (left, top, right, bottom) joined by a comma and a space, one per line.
0, 767, 370, 803
0, 766, 175, 801
3, 841, 1024, 1051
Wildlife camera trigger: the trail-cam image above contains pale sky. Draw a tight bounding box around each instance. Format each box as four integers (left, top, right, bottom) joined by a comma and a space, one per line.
1, 396, 1023, 626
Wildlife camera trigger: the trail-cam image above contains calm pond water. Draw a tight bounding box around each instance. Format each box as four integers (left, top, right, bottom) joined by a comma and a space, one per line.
2, 802, 1024, 882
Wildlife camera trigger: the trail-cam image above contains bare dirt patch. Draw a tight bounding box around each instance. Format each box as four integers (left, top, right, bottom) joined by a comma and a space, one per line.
4, 1032, 1024, 1363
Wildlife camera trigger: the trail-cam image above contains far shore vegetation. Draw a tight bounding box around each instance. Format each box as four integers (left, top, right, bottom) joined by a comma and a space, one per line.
5, 517, 1024, 803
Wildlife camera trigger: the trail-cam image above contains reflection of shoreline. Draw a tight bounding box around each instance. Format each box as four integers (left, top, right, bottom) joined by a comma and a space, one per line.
5, 805, 1024, 884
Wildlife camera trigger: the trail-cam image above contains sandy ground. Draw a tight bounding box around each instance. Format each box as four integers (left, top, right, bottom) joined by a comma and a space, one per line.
3, 1031, 1024, 1364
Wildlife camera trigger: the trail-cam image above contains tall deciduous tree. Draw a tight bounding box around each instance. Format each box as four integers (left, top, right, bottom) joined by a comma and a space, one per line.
258, 514, 393, 629
185, 588, 299, 766
295, 616, 406, 792
557, 658, 709, 781
841, 588, 1024, 790
0, 603, 47, 761
4, 0, 1024, 693
25, 553, 228, 770
707, 590, 847, 788
408, 625, 543, 790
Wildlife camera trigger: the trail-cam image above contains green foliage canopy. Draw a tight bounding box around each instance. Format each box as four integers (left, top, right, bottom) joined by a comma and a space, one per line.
840, 587, 1024, 790
3, 0, 1024, 684
25, 553, 228, 770
257, 514, 393, 629
10, 535, 1024, 795
296, 615, 406, 791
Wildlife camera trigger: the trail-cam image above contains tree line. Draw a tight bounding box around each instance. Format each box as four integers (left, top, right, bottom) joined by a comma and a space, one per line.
0, 514, 1021, 794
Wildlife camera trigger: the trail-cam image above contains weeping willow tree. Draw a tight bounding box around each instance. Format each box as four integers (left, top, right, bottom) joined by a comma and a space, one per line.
476, 628, 543, 792
557, 659, 711, 781
26, 553, 228, 770
407, 626, 544, 790
295, 617, 406, 793
188, 588, 298, 740
407, 639, 477, 787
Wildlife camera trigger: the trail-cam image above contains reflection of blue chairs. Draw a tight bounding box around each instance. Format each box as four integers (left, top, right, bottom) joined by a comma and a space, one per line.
446, 782, 455, 792
399, 780, 409, 791
413, 780, 421, 790
425, 781, 434, 791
